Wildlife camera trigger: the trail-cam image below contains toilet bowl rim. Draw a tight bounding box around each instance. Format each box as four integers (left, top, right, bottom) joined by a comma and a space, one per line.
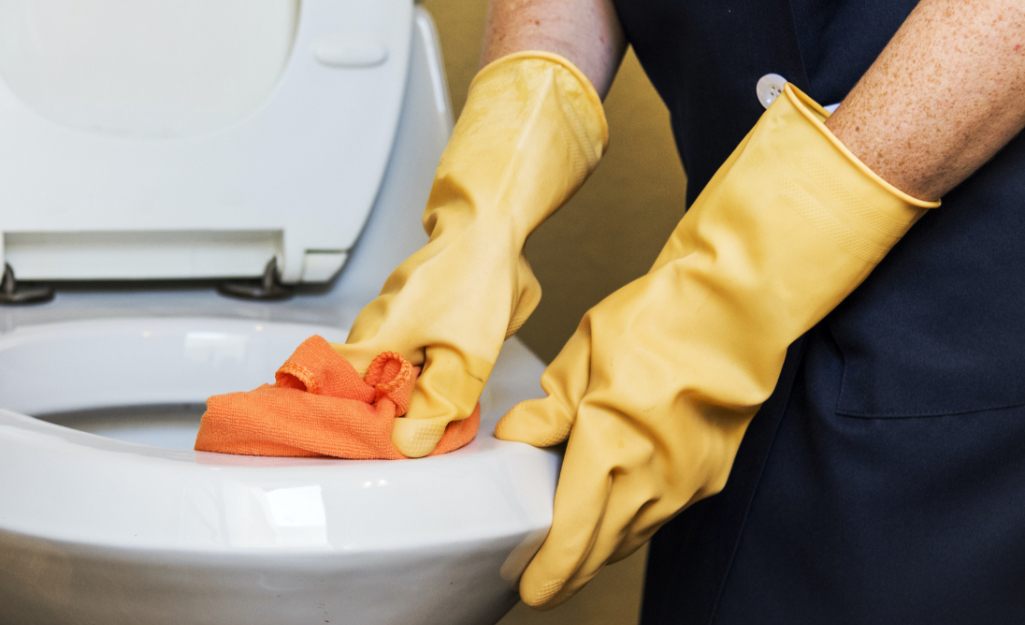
0, 318, 560, 555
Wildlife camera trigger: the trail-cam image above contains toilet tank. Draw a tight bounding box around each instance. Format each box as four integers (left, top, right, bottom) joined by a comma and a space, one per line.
0, 0, 416, 284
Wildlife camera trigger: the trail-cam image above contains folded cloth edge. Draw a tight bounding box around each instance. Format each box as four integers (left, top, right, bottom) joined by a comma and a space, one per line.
194, 335, 480, 460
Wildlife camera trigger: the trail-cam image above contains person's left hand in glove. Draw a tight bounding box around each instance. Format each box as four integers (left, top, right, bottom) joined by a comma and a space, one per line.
495, 81, 938, 609
494, 0, 1025, 609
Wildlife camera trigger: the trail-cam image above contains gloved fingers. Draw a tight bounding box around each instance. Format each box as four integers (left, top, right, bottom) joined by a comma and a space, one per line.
494, 327, 593, 446
494, 395, 574, 447
526, 557, 608, 611
517, 455, 612, 609
505, 255, 542, 339
523, 402, 674, 609
607, 524, 660, 565
534, 531, 638, 609
391, 345, 492, 457
329, 340, 389, 379
528, 474, 660, 609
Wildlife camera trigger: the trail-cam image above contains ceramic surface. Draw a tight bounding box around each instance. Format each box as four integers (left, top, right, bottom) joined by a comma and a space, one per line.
0, 8, 560, 624
0, 319, 557, 625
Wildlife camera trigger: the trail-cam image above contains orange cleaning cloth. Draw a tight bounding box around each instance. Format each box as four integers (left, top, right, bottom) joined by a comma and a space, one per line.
194, 335, 479, 459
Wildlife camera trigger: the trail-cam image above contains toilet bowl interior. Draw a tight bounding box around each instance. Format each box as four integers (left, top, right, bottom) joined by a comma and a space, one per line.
0, 315, 556, 562
39, 403, 208, 451
0, 317, 355, 451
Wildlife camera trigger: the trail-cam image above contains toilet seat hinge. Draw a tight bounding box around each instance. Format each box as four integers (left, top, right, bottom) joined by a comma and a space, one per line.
0, 263, 55, 305
218, 257, 293, 301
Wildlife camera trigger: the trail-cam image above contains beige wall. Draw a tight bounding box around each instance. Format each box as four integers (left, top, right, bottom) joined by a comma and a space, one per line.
421, 0, 688, 363
418, 2, 688, 624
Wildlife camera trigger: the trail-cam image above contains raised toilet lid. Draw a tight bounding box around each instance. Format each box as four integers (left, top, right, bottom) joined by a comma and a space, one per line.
0, 318, 558, 555
0, 0, 414, 284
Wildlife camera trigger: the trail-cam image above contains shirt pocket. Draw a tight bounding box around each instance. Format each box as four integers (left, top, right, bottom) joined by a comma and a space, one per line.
832, 319, 1025, 419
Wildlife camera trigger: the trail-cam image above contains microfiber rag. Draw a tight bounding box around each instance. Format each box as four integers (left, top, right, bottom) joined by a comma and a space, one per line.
194, 335, 480, 459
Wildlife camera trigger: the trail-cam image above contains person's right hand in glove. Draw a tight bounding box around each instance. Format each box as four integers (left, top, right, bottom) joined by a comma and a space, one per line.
331, 51, 608, 457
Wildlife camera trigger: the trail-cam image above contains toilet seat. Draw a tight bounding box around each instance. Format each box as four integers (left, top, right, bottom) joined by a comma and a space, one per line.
0, 317, 557, 551
0, 0, 414, 284
0, 317, 558, 623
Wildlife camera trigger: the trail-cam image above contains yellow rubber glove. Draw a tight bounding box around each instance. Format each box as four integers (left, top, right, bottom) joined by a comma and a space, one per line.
495, 83, 940, 609
332, 52, 607, 457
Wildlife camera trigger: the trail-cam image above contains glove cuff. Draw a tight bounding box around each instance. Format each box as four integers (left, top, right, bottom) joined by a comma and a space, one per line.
424, 51, 609, 244
784, 84, 940, 210
472, 51, 609, 155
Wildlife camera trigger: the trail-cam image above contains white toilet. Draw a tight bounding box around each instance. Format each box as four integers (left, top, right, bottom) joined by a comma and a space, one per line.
0, 2, 560, 624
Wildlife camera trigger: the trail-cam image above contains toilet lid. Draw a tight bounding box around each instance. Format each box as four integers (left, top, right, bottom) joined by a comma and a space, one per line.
0, 318, 558, 555
0, 0, 415, 284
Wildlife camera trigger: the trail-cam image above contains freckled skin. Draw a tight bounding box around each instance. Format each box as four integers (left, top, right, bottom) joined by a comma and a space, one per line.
826, 1, 1025, 200
481, 0, 626, 98
483, 0, 1025, 202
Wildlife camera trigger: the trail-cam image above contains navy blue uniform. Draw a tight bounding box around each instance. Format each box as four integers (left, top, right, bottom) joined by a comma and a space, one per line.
610, 2, 1025, 622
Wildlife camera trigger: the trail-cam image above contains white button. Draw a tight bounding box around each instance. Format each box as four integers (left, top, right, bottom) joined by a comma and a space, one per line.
756, 73, 788, 109
313, 35, 388, 68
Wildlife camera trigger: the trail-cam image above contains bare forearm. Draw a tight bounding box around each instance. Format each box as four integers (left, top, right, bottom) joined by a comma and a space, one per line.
481, 0, 626, 97
827, 0, 1025, 201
